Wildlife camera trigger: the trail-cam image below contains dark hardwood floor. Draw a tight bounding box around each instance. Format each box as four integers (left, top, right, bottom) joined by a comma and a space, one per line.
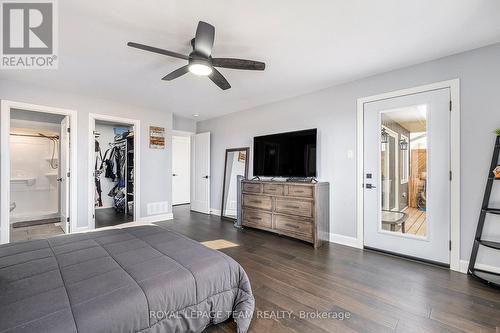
95, 207, 133, 228
155, 205, 500, 333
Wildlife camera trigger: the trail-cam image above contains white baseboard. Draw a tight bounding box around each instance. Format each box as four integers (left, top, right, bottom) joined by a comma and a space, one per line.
138, 213, 174, 223
10, 212, 59, 223
329, 233, 362, 249
459, 260, 500, 275
210, 208, 221, 216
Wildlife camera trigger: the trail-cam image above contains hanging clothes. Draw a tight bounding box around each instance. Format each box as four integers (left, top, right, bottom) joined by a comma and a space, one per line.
104, 140, 127, 213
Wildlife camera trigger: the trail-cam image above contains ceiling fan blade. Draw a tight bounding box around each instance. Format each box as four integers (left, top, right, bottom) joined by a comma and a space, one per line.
127, 42, 189, 60
162, 65, 190, 81
194, 21, 215, 57
212, 58, 265, 70
208, 68, 231, 90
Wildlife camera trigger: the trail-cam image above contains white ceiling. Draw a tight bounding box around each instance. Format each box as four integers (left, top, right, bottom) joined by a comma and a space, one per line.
2, 0, 500, 121
382, 105, 427, 132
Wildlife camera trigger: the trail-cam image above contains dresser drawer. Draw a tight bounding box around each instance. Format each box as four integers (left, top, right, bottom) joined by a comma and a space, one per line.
287, 185, 314, 198
275, 215, 312, 237
242, 182, 262, 193
242, 209, 272, 229
242, 194, 272, 211
263, 183, 284, 196
275, 198, 313, 217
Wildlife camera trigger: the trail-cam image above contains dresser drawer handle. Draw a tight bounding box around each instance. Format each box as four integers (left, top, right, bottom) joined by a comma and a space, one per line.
285, 205, 300, 209
294, 190, 304, 193
250, 200, 262, 204
285, 223, 300, 229
251, 217, 262, 221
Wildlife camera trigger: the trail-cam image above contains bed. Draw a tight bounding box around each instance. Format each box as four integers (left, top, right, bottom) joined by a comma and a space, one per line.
0, 225, 254, 333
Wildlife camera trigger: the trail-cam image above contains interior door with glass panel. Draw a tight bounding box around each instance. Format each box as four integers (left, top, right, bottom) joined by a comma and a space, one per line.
363, 88, 451, 264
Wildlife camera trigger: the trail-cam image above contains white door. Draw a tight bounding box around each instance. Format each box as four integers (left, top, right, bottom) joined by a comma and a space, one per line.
172, 135, 191, 205
191, 132, 210, 214
59, 116, 71, 234
363, 88, 450, 264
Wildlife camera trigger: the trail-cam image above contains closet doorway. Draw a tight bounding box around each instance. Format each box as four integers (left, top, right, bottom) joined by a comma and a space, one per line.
1, 100, 77, 244
89, 114, 140, 229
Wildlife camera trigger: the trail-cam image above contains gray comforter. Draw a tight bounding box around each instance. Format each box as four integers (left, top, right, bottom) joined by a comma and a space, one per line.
0, 225, 254, 333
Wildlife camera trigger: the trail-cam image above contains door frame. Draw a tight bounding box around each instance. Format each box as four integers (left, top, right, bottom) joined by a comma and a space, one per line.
0, 100, 78, 244
356, 79, 460, 272
88, 113, 141, 229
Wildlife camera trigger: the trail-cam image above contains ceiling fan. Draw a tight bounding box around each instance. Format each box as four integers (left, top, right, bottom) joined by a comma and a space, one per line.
127, 21, 265, 90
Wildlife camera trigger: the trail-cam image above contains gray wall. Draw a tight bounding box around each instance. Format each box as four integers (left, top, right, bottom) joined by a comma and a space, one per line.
173, 114, 196, 133
198, 43, 500, 268
0, 79, 173, 233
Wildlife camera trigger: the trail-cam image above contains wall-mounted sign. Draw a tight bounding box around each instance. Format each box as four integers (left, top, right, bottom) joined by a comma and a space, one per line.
149, 126, 165, 149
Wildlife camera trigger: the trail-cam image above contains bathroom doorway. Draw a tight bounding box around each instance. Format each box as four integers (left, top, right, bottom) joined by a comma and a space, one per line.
1, 100, 77, 244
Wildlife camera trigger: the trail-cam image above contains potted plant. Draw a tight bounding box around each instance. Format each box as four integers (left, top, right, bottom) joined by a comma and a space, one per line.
495, 128, 500, 136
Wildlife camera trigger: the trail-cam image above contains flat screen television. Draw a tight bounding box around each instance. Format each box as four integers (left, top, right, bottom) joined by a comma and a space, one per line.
253, 129, 317, 177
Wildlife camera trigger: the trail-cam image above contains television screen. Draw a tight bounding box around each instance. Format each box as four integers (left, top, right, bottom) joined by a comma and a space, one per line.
253, 129, 317, 177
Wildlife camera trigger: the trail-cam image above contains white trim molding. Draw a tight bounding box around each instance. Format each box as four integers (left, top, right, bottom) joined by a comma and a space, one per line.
88, 113, 141, 230
210, 208, 221, 216
330, 233, 363, 249
356, 79, 461, 272
138, 213, 174, 223
1, 100, 78, 244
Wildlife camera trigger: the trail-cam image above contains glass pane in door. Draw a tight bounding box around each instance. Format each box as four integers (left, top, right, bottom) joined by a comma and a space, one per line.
380, 105, 428, 237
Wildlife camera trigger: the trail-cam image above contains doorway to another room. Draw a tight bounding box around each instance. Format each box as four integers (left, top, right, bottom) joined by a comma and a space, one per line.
1, 101, 77, 244
91, 117, 138, 228
171, 131, 212, 216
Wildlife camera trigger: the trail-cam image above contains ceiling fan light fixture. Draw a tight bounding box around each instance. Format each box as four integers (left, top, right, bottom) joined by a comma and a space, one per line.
189, 63, 212, 76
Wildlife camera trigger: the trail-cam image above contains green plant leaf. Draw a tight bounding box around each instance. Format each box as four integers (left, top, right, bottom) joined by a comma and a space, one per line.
496, 128, 500, 136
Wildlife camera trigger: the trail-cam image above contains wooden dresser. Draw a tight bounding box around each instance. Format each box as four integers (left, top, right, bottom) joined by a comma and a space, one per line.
240, 180, 329, 248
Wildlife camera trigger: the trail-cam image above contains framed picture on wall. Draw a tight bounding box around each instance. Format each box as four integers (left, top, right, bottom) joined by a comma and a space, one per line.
149, 126, 165, 149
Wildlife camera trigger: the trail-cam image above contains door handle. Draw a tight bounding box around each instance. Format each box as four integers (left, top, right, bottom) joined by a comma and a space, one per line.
365, 184, 376, 189
173, 174, 178, 176
203, 175, 209, 179
56, 177, 63, 182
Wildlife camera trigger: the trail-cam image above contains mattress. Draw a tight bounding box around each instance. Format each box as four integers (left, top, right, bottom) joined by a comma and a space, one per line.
0, 225, 254, 333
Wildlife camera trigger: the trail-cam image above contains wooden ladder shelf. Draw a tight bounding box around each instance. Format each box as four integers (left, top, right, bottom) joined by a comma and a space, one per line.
468, 135, 500, 288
